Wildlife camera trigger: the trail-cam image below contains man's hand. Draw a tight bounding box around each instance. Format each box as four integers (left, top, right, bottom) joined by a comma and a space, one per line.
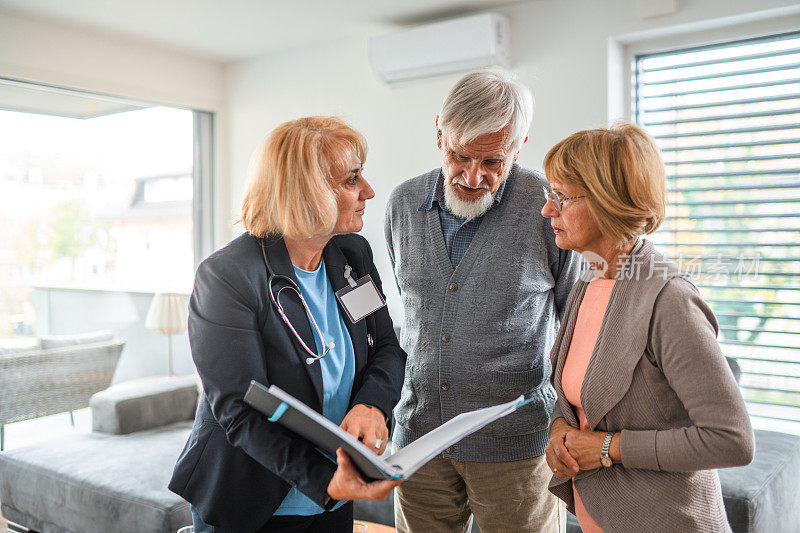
340, 403, 388, 455
545, 417, 580, 479
326, 448, 401, 501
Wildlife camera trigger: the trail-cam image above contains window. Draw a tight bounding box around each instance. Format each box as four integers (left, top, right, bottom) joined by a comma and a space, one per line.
0, 79, 214, 448
634, 32, 800, 432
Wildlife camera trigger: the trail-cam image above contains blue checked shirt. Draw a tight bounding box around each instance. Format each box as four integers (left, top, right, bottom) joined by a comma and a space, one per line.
420, 171, 508, 268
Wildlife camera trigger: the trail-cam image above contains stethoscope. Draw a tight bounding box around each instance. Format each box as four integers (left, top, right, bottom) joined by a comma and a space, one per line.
260, 240, 335, 365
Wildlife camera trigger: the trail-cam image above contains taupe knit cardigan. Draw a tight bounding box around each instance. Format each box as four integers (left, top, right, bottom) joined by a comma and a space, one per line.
548, 239, 754, 533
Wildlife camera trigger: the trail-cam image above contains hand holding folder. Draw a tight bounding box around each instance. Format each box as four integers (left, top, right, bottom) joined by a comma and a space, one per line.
244, 381, 532, 481
327, 447, 400, 501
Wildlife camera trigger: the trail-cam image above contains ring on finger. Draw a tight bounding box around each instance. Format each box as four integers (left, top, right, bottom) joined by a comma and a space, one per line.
374, 438, 383, 449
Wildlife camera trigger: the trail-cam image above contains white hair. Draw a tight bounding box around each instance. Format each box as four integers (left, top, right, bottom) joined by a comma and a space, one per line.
439, 69, 533, 155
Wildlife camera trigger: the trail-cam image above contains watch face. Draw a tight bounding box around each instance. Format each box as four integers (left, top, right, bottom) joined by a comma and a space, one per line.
601, 456, 613, 468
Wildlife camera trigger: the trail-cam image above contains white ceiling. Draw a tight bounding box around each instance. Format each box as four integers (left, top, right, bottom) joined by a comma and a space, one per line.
0, 0, 530, 62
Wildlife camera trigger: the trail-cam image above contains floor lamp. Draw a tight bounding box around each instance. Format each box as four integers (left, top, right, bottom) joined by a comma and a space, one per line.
145, 293, 188, 376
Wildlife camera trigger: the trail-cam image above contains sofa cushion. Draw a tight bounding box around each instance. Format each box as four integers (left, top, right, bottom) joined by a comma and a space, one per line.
0, 421, 192, 533
90, 375, 198, 435
39, 331, 114, 350
719, 429, 800, 532
0, 339, 41, 356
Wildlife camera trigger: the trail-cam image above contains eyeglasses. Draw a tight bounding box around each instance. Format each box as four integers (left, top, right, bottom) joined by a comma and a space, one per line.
542, 186, 585, 212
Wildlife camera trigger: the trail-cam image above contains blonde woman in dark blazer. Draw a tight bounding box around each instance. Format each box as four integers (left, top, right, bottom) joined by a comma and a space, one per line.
170, 117, 404, 532
540, 122, 754, 533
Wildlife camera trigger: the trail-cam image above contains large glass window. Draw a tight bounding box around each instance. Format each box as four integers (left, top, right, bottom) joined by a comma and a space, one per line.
634, 31, 800, 433
0, 79, 212, 449
0, 92, 194, 338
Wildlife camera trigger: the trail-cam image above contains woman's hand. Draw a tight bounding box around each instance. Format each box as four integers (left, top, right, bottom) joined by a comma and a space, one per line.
545, 417, 580, 478
563, 430, 621, 471
326, 448, 401, 501
340, 403, 389, 455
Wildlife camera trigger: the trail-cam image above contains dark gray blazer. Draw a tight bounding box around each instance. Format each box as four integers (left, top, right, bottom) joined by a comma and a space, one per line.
169, 233, 406, 532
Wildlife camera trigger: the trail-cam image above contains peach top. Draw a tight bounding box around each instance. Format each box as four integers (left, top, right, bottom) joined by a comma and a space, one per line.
561, 277, 616, 533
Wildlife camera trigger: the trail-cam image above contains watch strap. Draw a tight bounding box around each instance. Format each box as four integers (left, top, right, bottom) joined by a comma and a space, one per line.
601, 432, 614, 466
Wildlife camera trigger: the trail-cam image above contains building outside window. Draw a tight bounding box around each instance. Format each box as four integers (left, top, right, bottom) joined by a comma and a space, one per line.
0, 102, 195, 342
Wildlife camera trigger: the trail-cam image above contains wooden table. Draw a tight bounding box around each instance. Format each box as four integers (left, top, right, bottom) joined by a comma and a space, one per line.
354, 520, 396, 532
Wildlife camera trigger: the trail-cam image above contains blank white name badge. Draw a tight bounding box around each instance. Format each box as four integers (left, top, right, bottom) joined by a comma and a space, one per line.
335, 275, 386, 323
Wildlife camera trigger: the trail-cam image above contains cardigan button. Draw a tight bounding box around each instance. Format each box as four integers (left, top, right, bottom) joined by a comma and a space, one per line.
441, 382, 450, 391
448, 282, 458, 292
445, 447, 454, 454
441, 333, 451, 343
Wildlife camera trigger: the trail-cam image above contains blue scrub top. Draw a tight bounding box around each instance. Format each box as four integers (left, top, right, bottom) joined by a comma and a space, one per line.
273, 257, 356, 516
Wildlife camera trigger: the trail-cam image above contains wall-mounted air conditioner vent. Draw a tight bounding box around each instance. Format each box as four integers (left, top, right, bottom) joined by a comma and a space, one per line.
369, 13, 511, 84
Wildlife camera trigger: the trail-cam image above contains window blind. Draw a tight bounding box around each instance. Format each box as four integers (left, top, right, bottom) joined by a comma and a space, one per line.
635, 31, 800, 430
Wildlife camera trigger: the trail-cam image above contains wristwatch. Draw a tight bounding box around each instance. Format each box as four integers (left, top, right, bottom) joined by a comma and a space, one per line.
600, 432, 614, 468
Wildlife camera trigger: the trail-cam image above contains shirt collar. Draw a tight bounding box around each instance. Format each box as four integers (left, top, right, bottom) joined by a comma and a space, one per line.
419, 165, 514, 212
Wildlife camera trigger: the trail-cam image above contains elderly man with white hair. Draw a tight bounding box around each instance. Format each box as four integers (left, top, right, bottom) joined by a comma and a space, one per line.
384, 70, 581, 532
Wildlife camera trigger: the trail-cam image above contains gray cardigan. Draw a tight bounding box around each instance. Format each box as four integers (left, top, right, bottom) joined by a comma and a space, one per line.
549, 239, 754, 532
385, 164, 582, 461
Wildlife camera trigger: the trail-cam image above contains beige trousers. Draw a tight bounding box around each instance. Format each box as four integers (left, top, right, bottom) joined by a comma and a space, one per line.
394, 452, 565, 533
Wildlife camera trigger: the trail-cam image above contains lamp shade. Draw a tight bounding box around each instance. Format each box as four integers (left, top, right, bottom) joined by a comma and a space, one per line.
145, 293, 188, 335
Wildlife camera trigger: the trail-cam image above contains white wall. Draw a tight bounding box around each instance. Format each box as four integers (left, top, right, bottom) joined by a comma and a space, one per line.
225, 38, 456, 312
0, 9, 224, 111
224, 0, 800, 320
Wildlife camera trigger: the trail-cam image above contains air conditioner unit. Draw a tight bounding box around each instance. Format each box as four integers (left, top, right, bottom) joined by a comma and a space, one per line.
369, 13, 511, 84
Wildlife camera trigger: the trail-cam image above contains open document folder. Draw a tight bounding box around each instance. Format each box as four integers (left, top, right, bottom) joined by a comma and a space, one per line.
244, 381, 531, 481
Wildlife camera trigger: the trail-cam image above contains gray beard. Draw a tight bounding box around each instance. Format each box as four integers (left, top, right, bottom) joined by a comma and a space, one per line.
442, 181, 493, 219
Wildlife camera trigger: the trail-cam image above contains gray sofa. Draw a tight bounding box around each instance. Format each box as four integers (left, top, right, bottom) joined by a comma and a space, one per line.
0, 375, 197, 533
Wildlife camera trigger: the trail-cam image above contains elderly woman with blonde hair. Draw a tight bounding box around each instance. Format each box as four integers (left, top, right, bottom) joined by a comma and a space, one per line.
541, 122, 753, 532
169, 116, 406, 532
